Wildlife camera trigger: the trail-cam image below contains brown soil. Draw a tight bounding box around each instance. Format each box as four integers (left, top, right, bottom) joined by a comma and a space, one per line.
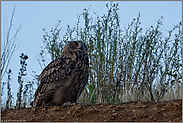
1, 99, 182, 122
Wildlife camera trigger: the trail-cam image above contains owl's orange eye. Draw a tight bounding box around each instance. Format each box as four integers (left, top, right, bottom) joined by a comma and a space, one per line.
74, 43, 79, 47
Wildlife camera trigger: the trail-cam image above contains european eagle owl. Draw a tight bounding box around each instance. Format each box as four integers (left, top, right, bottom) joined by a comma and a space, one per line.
31, 41, 88, 107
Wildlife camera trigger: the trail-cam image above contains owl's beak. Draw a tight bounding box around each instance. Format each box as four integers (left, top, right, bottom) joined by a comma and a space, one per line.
81, 45, 85, 50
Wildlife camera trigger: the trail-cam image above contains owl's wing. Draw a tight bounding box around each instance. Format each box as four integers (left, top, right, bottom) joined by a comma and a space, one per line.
33, 56, 76, 106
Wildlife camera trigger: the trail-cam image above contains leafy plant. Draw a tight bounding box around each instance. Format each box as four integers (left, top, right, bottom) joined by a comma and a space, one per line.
6, 69, 13, 109
16, 53, 28, 109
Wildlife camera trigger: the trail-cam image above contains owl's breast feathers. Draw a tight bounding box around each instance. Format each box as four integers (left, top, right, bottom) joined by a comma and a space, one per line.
32, 51, 88, 107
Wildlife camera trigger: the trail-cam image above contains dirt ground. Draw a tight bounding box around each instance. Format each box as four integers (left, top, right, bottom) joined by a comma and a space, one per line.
1, 99, 182, 122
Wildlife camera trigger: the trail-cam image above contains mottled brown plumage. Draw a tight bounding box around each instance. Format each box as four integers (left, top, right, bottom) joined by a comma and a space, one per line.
31, 41, 88, 107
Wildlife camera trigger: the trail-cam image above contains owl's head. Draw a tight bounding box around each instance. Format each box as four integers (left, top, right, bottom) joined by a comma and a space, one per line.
62, 41, 88, 54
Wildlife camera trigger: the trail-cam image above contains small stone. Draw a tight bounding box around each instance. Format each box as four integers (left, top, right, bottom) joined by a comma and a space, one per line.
153, 108, 157, 111
112, 113, 118, 117
42, 107, 47, 111
52, 106, 60, 111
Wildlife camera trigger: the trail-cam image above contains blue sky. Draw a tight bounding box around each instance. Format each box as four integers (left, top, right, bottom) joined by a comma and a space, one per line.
1, 1, 182, 102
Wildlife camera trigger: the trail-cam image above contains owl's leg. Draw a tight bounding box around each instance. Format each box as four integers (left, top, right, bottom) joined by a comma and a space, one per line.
69, 98, 78, 106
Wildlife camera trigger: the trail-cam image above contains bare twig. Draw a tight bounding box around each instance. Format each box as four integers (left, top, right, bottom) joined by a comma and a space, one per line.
1, 3, 22, 79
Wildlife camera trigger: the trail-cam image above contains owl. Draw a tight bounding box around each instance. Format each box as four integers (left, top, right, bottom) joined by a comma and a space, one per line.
31, 41, 89, 107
